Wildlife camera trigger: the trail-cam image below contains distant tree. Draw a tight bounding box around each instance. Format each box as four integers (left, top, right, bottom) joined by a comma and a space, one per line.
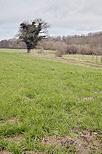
18, 19, 50, 53
0, 40, 9, 48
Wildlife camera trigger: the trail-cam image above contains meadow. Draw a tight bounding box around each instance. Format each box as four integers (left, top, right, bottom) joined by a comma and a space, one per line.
0, 49, 102, 153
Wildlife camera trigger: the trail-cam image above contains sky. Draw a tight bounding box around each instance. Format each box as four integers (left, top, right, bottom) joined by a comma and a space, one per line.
0, 0, 102, 40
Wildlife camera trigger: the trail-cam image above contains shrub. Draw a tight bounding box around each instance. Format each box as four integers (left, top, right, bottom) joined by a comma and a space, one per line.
55, 50, 63, 57
55, 42, 66, 57
80, 47, 88, 55
87, 49, 96, 55
95, 49, 102, 55
65, 45, 79, 54
37, 48, 44, 54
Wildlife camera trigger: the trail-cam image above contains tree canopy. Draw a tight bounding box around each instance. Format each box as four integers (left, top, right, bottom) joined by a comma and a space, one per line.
18, 19, 50, 53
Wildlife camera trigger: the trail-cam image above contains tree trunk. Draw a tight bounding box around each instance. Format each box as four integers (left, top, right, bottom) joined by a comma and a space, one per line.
27, 49, 30, 53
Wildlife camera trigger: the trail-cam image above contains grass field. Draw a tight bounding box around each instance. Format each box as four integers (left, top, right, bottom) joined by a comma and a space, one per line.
0, 49, 102, 153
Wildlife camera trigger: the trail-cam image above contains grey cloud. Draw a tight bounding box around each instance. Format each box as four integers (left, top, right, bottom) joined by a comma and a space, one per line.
0, 0, 102, 40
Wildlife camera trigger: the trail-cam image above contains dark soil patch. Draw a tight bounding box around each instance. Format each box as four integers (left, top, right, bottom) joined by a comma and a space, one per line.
42, 130, 102, 153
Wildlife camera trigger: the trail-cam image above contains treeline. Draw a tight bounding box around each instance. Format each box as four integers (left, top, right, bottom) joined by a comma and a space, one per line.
0, 31, 102, 55
0, 38, 26, 49
38, 31, 102, 55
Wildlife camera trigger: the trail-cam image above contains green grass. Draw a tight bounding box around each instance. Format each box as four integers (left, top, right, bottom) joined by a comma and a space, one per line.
0, 48, 39, 53
64, 54, 102, 63
0, 49, 102, 153
30, 52, 102, 68
0, 48, 54, 54
0, 48, 26, 53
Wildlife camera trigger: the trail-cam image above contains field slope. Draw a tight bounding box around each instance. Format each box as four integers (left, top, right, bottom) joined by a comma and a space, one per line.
0, 50, 102, 153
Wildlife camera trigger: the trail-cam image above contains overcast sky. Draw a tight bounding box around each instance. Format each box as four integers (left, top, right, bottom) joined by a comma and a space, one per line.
0, 0, 102, 40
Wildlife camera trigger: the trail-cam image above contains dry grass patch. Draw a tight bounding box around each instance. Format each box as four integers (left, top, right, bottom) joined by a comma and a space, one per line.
22, 151, 36, 154
5, 134, 24, 143
94, 91, 102, 94
0, 118, 17, 126
7, 118, 17, 125
19, 52, 102, 69
0, 150, 12, 154
81, 97, 94, 101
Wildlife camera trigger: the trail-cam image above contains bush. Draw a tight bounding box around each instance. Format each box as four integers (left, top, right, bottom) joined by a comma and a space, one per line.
87, 49, 96, 55
95, 49, 102, 55
37, 48, 44, 54
55, 50, 64, 57
65, 45, 79, 54
80, 47, 88, 55
55, 42, 66, 57
80, 47, 97, 55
